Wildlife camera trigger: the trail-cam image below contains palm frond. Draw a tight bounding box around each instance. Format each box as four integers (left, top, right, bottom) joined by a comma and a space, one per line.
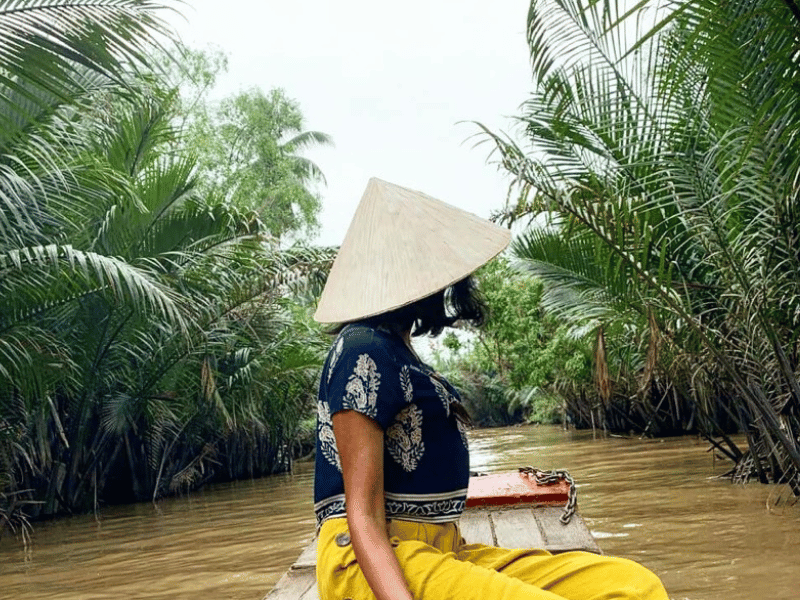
512, 226, 646, 333
0, 244, 186, 329
0, 0, 176, 139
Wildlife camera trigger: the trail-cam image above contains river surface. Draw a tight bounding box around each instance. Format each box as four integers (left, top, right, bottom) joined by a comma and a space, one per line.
1, 425, 798, 600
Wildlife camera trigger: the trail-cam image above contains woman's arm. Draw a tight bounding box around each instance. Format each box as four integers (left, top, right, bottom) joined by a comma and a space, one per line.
332, 409, 413, 600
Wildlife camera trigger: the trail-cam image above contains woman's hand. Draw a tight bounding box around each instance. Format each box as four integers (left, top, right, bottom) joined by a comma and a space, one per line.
332, 409, 413, 600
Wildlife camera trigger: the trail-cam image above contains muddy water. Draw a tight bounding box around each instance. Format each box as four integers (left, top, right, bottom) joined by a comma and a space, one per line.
1, 426, 798, 600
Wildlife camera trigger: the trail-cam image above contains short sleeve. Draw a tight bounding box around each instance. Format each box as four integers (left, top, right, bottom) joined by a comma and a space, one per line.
322, 326, 407, 430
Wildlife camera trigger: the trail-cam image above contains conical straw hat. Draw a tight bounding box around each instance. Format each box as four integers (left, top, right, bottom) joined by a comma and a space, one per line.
314, 177, 511, 323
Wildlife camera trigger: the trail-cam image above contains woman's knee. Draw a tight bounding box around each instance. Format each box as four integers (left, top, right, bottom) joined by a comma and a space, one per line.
497, 550, 669, 600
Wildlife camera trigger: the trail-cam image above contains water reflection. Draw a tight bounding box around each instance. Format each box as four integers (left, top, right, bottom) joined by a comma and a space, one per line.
1, 426, 798, 600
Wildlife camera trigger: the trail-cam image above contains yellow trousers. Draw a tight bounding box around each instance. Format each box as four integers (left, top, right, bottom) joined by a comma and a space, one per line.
317, 518, 669, 600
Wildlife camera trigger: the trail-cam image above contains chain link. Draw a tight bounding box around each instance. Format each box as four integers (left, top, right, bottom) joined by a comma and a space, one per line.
517, 466, 577, 525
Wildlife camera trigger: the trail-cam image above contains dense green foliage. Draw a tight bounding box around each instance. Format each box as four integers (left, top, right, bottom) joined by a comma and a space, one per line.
480, 0, 800, 489
193, 88, 332, 238
435, 259, 591, 426
164, 46, 332, 239
0, 0, 332, 538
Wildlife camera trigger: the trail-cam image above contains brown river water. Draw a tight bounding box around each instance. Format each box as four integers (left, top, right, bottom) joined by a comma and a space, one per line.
1, 425, 798, 600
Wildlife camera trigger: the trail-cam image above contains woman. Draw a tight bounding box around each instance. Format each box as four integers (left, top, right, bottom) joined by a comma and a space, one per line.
313, 178, 669, 600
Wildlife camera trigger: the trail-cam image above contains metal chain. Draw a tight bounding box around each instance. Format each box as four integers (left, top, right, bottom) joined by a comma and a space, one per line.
518, 466, 577, 525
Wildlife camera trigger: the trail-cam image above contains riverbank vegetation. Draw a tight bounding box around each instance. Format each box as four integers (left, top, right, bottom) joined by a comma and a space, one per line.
433, 258, 590, 428
477, 0, 800, 492
0, 0, 332, 533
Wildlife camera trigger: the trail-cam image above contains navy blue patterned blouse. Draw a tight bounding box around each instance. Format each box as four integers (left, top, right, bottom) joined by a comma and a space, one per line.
313, 323, 470, 528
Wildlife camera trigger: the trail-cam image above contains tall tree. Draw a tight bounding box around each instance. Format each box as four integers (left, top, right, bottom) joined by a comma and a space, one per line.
148, 46, 332, 240
191, 86, 333, 239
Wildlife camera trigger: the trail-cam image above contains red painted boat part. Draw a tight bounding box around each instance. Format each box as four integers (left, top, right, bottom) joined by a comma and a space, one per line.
465, 471, 570, 508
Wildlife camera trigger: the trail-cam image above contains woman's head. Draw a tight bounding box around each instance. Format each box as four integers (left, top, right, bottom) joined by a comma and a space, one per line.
360, 276, 486, 337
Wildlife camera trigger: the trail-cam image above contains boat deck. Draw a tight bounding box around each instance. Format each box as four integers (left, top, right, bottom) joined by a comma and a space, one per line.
264, 504, 600, 600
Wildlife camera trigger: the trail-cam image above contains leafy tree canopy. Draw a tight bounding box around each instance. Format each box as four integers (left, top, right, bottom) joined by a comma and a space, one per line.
208, 87, 332, 238
161, 46, 333, 240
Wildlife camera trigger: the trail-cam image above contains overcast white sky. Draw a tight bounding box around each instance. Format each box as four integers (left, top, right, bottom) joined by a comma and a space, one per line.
166, 1, 532, 246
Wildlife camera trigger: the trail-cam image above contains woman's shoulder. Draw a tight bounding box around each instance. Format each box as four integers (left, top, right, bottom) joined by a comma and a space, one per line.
333, 323, 403, 356
323, 323, 408, 389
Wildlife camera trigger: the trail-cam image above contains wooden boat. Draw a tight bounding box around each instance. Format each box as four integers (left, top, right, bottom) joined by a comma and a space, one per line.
264, 470, 600, 600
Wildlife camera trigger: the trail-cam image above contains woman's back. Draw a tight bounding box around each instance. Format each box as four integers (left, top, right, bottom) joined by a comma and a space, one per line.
314, 323, 470, 530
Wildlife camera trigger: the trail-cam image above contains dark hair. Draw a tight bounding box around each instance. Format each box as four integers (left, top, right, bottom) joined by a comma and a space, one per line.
326, 276, 486, 336
360, 275, 486, 337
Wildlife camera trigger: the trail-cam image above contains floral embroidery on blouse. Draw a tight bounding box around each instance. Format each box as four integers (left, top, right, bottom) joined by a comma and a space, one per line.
387, 404, 425, 472
343, 353, 380, 418
317, 399, 341, 471
430, 375, 458, 416
400, 365, 413, 403
455, 417, 469, 450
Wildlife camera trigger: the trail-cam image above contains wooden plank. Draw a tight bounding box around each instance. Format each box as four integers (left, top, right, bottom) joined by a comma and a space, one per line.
491, 508, 547, 550
298, 581, 320, 600
264, 568, 315, 600
458, 510, 495, 546
534, 507, 601, 555
292, 537, 318, 569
